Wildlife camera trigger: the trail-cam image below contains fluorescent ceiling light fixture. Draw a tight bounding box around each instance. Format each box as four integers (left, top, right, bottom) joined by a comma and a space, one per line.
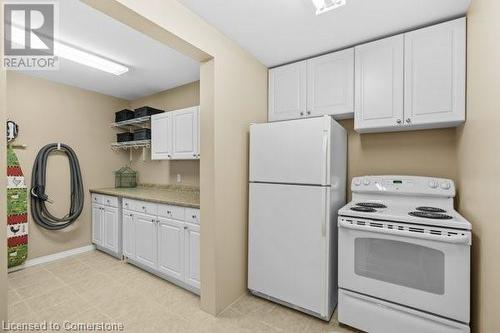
9, 26, 129, 75
311, 0, 346, 15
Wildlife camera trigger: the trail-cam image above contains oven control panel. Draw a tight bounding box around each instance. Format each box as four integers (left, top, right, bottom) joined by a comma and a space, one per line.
351, 175, 455, 197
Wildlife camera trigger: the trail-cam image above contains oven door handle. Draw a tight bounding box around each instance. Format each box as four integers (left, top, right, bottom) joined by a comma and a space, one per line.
338, 220, 471, 245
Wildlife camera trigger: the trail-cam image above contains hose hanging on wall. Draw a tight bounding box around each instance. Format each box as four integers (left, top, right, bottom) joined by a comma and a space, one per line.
30, 143, 84, 230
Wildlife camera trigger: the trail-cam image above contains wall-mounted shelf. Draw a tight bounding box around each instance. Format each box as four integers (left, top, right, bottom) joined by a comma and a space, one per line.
111, 140, 151, 161
111, 116, 150, 129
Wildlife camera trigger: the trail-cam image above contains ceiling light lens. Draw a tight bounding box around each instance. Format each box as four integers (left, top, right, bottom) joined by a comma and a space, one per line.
311, 0, 346, 15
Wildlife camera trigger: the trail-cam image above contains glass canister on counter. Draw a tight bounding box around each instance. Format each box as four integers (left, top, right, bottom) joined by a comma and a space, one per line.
114, 166, 137, 188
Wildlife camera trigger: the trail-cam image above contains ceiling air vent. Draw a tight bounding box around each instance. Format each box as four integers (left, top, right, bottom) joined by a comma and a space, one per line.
311, 0, 347, 15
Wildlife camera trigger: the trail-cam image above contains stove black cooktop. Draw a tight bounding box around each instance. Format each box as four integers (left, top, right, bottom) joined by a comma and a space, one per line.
356, 202, 387, 209
350, 206, 377, 212
409, 211, 453, 220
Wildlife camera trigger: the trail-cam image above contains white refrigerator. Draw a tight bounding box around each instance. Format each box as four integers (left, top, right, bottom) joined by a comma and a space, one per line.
248, 116, 347, 321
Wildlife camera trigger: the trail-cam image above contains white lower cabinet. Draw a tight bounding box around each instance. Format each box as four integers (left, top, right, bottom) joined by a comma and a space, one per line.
157, 217, 184, 281
122, 198, 201, 293
134, 212, 158, 270
91, 194, 121, 258
122, 211, 135, 260
184, 223, 201, 289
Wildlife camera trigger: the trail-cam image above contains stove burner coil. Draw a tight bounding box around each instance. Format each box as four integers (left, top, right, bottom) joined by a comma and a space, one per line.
351, 206, 377, 213
409, 211, 453, 220
356, 202, 387, 209
416, 206, 446, 213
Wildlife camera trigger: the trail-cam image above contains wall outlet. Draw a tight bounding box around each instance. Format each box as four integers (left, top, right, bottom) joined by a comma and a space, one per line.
176, 174, 182, 183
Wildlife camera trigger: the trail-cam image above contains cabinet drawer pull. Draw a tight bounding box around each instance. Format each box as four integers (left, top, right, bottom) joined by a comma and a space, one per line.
300, 112, 304, 116
307, 111, 311, 115
192, 215, 196, 219
184, 226, 188, 230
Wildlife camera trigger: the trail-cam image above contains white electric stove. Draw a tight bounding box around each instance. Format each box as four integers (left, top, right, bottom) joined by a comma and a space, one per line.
338, 175, 471, 333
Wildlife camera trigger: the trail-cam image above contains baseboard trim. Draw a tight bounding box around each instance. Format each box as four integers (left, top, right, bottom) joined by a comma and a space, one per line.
8, 245, 96, 273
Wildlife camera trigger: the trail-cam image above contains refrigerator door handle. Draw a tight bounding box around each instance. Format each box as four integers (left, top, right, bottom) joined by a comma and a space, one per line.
320, 132, 329, 185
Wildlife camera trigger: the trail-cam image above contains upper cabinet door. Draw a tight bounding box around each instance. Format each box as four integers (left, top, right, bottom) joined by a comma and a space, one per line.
268, 61, 307, 122
151, 112, 172, 160
171, 106, 200, 160
307, 48, 354, 119
355, 35, 405, 133
404, 18, 466, 128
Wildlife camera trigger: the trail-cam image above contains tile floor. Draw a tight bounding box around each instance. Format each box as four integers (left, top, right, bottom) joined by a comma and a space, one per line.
7, 250, 359, 333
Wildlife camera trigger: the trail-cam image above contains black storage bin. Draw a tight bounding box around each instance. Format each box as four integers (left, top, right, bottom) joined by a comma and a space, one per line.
115, 109, 134, 123
134, 106, 163, 118
117, 132, 134, 142
134, 128, 151, 141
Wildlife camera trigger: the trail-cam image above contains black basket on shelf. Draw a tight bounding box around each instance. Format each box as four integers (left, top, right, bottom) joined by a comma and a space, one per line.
115, 109, 134, 123
116, 132, 134, 142
134, 106, 163, 118
134, 128, 151, 141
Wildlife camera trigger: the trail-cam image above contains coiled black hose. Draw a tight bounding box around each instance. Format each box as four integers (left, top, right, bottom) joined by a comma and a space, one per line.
30, 143, 84, 230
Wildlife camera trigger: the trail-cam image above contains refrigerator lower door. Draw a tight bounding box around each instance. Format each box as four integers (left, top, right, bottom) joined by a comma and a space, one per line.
249, 117, 331, 185
248, 182, 332, 318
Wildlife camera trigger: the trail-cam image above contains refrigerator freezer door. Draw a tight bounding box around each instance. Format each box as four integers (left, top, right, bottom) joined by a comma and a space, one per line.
250, 117, 331, 185
248, 182, 330, 317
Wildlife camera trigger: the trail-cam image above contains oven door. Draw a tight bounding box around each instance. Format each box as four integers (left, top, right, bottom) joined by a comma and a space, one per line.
338, 217, 471, 323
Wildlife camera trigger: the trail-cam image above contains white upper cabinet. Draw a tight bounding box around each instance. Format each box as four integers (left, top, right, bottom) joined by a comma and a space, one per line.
151, 106, 200, 160
151, 112, 172, 160
404, 18, 466, 129
354, 18, 466, 133
269, 61, 307, 121
307, 48, 354, 119
355, 35, 405, 133
172, 106, 200, 159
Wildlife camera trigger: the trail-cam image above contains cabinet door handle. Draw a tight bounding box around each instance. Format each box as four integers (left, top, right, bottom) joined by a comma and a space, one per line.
192, 215, 196, 219
307, 111, 311, 115
184, 226, 188, 230
193, 154, 196, 157
300, 112, 304, 116
396, 119, 402, 124
406, 118, 412, 124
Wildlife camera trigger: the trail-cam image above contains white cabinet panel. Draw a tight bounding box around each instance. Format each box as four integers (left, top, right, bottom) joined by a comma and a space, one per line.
269, 61, 307, 122
157, 217, 184, 281
404, 18, 466, 128
355, 35, 405, 133
307, 48, 354, 119
184, 223, 200, 289
123, 211, 135, 259
172, 106, 199, 160
151, 112, 172, 160
103, 206, 119, 253
91, 204, 103, 246
134, 213, 157, 270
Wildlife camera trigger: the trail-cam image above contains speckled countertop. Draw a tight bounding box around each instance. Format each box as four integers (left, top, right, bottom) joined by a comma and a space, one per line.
90, 184, 200, 208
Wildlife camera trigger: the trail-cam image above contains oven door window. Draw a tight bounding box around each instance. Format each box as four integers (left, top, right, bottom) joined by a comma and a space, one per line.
354, 238, 445, 295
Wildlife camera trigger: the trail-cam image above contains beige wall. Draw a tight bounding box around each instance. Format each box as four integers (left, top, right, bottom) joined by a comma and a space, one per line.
459, 1, 500, 331
338, 120, 458, 199
0, 0, 8, 322
6, 72, 129, 260
128, 81, 200, 186
83, 0, 269, 315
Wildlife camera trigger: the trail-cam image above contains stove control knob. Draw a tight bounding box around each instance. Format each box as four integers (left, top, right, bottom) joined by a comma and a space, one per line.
428, 180, 438, 189
363, 178, 371, 186
440, 181, 451, 190
353, 178, 361, 186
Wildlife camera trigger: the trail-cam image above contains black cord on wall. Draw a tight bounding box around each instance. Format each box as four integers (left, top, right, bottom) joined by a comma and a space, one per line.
30, 143, 84, 230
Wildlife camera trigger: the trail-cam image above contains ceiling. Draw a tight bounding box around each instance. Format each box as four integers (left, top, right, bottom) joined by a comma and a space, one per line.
178, 0, 471, 67
20, 0, 200, 101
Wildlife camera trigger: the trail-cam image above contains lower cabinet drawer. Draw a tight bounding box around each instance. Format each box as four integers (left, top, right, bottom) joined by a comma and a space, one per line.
185, 208, 200, 224
102, 195, 118, 207
158, 204, 185, 220
123, 198, 158, 216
